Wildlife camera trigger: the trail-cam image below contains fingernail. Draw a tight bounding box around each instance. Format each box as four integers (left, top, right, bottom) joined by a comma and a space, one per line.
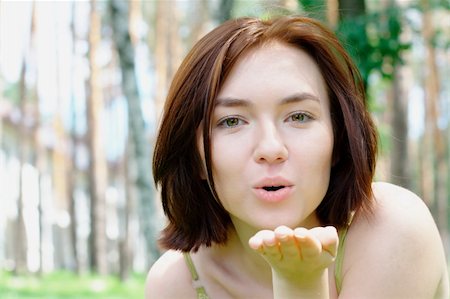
265, 238, 277, 246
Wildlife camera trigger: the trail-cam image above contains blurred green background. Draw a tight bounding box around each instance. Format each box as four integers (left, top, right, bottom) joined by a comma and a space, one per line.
0, 0, 449, 297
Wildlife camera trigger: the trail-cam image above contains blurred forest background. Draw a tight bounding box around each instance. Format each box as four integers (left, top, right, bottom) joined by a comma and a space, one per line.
0, 0, 449, 297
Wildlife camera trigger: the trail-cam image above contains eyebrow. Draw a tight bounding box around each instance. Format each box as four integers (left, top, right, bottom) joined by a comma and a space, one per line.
280, 92, 320, 105
215, 92, 320, 107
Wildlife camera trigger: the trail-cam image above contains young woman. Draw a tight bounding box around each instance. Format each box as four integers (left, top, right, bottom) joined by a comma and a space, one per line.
146, 16, 449, 299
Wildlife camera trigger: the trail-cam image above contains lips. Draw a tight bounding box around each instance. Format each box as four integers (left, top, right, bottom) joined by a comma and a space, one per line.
262, 185, 284, 191
253, 177, 294, 202
254, 177, 293, 189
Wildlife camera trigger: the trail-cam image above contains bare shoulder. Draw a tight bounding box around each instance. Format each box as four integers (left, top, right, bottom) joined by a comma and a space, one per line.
145, 250, 196, 299
370, 182, 446, 245
341, 182, 449, 298
371, 182, 437, 227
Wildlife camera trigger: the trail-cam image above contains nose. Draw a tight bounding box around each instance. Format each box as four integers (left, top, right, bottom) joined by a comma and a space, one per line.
253, 123, 288, 164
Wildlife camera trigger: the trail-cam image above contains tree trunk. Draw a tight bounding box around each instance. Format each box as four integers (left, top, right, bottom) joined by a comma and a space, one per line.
326, 0, 339, 27
68, 0, 80, 275
109, 0, 160, 264
190, 0, 210, 46
154, 0, 168, 118
119, 138, 133, 281
421, 0, 448, 252
389, 66, 410, 188
168, 4, 182, 80
153, 1, 183, 121
14, 59, 28, 275
36, 150, 46, 275
87, 0, 108, 275
27, 2, 47, 275
52, 34, 70, 272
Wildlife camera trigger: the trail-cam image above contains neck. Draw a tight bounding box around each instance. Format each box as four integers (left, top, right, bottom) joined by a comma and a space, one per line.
210, 225, 273, 286
208, 213, 323, 290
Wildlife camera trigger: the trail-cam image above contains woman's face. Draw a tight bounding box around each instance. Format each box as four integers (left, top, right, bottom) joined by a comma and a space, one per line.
204, 42, 334, 232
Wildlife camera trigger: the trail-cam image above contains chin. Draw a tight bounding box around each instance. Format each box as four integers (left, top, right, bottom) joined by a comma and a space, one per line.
253, 217, 307, 230
256, 211, 320, 230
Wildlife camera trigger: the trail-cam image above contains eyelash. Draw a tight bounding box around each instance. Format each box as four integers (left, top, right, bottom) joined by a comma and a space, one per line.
217, 116, 245, 128
217, 111, 313, 129
286, 112, 313, 123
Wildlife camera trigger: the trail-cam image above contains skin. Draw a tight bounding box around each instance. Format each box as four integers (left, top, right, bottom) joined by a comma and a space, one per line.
249, 226, 338, 298
207, 42, 338, 298
146, 42, 449, 299
209, 42, 334, 234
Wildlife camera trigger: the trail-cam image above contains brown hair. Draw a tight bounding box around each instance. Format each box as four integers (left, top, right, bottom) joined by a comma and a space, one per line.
153, 16, 378, 252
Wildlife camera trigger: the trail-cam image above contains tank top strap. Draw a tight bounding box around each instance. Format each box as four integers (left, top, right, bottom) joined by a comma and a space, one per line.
183, 252, 210, 299
334, 211, 355, 294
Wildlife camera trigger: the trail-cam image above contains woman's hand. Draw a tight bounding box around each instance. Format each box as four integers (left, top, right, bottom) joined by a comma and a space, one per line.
249, 225, 338, 298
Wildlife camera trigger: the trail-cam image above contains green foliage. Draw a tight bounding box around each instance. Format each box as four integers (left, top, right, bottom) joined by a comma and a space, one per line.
2, 82, 21, 104
297, 0, 327, 21
336, 4, 411, 89
0, 271, 145, 299
297, 1, 411, 92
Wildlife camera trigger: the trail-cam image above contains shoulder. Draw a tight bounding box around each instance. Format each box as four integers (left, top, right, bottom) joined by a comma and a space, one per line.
145, 250, 197, 299
369, 182, 441, 239
341, 182, 449, 298
371, 182, 434, 225
353, 182, 439, 247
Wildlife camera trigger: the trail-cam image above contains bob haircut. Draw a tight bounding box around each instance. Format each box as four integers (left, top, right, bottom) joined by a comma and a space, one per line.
153, 16, 378, 252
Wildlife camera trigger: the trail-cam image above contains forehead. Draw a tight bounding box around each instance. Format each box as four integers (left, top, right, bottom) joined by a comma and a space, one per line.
217, 41, 328, 103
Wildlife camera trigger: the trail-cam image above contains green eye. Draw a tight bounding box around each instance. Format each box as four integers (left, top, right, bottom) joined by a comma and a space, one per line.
290, 113, 309, 122
292, 114, 305, 122
218, 117, 242, 128
225, 118, 239, 127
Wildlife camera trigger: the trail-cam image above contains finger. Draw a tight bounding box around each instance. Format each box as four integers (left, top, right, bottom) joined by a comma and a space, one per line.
249, 230, 272, 252
310, 226, 339, 257
274, 225, 293, 240
294, 227, 322, 259
274, 226, 299, 258
261, 230, 281, 259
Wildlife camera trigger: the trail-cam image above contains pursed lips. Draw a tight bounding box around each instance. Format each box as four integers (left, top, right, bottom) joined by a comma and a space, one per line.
253, 177, 294, 202
253, 176, 294, 190
262, 186, 285, 191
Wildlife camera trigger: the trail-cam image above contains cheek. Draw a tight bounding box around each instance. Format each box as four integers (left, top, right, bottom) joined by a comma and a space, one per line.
211, 146, 241, 182
210, 138, 250, 196
296, 130, 334, 175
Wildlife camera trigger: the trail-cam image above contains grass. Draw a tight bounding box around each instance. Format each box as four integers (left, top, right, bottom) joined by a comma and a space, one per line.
0, 271, 146, 298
